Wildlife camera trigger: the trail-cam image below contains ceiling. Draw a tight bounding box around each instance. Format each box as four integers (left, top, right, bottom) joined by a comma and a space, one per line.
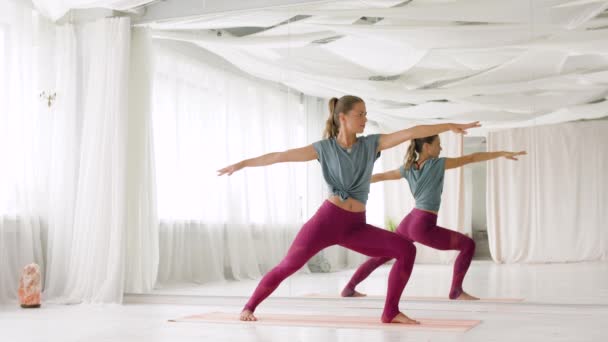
34, 0, 608, 133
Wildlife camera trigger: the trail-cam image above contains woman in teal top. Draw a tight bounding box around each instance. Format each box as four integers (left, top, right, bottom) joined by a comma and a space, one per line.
342, 134, 526, 300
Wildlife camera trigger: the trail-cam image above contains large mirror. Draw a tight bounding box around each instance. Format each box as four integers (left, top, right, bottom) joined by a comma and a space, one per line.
126, 0, 608, 307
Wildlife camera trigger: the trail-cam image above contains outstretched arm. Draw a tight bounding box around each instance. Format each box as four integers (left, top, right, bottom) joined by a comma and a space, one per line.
371, 169, 402, 183
377, 122, 481, 152
445, 150, 527, 170
217, 145, 318, 176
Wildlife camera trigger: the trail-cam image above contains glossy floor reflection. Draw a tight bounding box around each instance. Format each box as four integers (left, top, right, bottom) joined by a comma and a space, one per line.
152, 260, 608, 305
2, 261, 606, 342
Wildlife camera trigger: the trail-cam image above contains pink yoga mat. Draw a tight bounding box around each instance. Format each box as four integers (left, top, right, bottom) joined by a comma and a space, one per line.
303, 293, 524, 303
170, 312, 481, 332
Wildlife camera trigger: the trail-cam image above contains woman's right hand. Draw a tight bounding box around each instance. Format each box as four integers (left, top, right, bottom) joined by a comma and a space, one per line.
450, 121, 481, 135
217, 161, 244, 176
502, 151, 527, 160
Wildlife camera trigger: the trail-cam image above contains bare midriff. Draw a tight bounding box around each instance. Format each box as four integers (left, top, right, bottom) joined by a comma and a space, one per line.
416, 207, 439, 215
328, 195, 366, 212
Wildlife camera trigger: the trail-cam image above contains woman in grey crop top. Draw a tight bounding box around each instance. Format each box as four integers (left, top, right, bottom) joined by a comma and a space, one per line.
219, 95, 480, 323
342, 134, 526, 300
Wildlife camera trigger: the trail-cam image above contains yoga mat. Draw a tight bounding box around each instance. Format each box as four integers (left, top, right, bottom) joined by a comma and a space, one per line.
169, 312, 481, 332
303, 293, 524, 303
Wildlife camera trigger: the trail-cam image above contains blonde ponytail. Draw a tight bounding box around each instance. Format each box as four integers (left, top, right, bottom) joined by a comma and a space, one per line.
404, 141, 418, 170
324, 97, 339, 139
403, 135, 439, 170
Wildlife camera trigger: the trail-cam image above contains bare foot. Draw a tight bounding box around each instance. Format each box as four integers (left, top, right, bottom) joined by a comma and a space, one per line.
390, 312, 420, 324
240, 310, 257, 321
341, 287, 367, 297
453, 291, 480, 301
349, 290, 367, 297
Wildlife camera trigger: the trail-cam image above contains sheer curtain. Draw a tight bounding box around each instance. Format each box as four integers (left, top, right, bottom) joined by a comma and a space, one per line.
152, 41, 326, 285
50, 19, 157, 302
123, 27, 159, 294
0, 0, 47, 304
45, 19, 158, 302
53, 19, 159, 302
48, 17, 132, 303
0, 7, 156, 304
487, 120, 608, 263
43, 23, 79, 299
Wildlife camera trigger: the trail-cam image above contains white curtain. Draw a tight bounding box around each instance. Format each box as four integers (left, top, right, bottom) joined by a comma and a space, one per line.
43, 23, 80, 299
487, 120, 608, 263
152, 41, 325, 285
53, 17, 131, 303
47, 19, 158, 302
0, 0, 47, 304
124, 28, 159, 294
379, 130, 465, 263
0, 7, 157, 304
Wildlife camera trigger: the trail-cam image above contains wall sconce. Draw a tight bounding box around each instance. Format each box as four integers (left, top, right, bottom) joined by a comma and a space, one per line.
39, 91, 56, 108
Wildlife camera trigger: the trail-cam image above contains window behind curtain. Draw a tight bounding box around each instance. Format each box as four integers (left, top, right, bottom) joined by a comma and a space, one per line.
152, 45, 313, 226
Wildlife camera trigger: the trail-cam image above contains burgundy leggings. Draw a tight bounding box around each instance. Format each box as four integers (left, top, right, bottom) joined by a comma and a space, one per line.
344, 208, 475, 299
243, 200, 416, 322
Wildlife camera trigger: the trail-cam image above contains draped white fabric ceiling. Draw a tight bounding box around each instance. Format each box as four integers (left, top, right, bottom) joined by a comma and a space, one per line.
34, 0, 608, 131
146, 0, 608, 131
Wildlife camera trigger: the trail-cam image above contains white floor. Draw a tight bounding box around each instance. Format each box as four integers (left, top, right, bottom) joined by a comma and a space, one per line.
1, 261, 607, 342
151, 260, 608, 305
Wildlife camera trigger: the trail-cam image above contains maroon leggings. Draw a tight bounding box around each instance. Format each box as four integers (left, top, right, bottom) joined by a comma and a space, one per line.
243, 200, 416, 322
343, 208, 475, 299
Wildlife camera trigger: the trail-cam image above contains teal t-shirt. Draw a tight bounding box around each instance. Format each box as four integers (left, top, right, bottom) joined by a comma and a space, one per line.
312, 134, 381, 205
399, 157, 446, 211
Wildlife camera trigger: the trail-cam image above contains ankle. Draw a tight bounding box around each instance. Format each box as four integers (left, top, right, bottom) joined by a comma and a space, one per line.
449, 288, 463, 299
341, 286, 356, 297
